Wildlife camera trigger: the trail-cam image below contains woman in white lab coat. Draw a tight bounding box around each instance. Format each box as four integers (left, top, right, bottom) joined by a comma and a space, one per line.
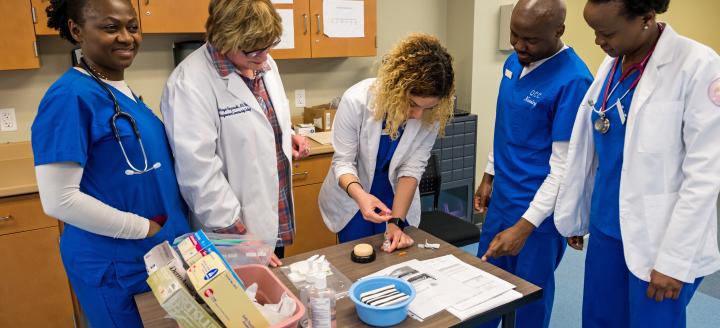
555, 0, 720, 326
160, 0, 309, 266
319, 34, 455, 252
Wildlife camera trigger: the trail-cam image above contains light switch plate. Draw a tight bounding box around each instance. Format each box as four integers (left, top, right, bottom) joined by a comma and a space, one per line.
295, 89, 306, 108
0, 108, 18, 132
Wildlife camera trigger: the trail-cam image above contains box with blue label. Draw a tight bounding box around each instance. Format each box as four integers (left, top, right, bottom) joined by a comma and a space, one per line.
177, 230, 246, 288
147, 266, 222, 328
187, 252, 269, 328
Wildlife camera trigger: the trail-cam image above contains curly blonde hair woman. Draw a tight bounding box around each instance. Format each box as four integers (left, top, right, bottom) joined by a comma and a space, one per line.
319, 33, 455, 251
374, 33, 455, 140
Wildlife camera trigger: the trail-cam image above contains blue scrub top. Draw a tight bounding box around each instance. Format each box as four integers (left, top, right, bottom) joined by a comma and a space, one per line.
31, 69, 190, 291
590, 60, 639, 239
491, 49, 593, 233
371, 123, 404, 207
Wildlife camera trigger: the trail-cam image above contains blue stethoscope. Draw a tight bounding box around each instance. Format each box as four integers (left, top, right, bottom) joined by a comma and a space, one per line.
80, 58, 161, 176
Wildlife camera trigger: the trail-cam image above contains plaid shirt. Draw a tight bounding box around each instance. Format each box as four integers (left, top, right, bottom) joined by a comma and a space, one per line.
207, 44, 294, 247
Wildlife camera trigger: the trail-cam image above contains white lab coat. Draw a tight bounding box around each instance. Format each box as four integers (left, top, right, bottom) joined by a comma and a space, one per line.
161, 44, 293, 242
555, 25, 720, 283
318, 78, 439, 233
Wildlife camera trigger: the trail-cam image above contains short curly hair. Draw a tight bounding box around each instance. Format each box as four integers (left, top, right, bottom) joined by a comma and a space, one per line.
373, 33, 455, 139
588, 0, 670, 18
206, 0, 282, 55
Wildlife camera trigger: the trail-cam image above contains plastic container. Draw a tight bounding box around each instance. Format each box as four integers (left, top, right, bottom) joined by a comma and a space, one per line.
348, 276, 416, 327
235, 264, 306, 328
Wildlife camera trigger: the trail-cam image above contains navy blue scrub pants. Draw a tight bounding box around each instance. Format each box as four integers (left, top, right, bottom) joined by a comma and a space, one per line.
582, 225, 703, 328
476, 216, 566, 328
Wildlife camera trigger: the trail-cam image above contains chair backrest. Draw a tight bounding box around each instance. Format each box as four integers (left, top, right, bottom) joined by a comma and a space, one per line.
419, 154, 442, 210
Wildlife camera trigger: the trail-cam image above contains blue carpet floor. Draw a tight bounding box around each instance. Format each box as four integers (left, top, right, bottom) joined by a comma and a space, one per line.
460, 241, 720, 327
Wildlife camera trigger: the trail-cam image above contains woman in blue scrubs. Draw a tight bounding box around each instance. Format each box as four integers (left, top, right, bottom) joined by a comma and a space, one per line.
31, 0, 190, 326
318, 34, 455, 252
556, 0, 720, 327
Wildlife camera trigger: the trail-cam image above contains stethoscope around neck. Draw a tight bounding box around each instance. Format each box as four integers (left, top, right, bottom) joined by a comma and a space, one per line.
80, 58, 161, 176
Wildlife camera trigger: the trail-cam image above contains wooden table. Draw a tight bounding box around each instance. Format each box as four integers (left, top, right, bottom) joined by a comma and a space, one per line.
135, 227, 542, 328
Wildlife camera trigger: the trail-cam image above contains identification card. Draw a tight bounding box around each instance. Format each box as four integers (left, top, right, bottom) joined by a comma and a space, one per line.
617, 99, 626, 125
504, 69, 513, 80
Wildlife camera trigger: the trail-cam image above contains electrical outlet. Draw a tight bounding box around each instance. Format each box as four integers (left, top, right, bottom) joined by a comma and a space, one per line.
295, 89, 306, 108
0, 108, 18, 132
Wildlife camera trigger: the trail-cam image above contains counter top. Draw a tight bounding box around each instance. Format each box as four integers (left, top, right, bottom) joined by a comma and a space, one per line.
308, 138, 334, 156
0, 142, 38, 197
0, 139, 332, 198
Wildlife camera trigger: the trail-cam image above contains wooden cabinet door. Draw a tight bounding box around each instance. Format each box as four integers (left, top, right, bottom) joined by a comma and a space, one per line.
31, 0, 57, 35
270, 0, 311, 59
30, 0, 139, 36
309, 0, 376, 58
0, 194, 58, 235
285, 183, 337, 256
291, 153, 332, 187
0, 227, 74, 327
0, 0, 39, 70
137, 0, 209, 33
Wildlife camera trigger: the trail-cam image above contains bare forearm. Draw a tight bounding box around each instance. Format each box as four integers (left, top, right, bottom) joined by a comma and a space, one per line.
391, 176, 418, 219
339, 173, 364, 202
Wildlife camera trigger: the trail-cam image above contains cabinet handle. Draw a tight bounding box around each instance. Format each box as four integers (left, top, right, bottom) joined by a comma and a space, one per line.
315, 14, 321, 35
302, 14, 308, 35
0, 214, 13, 222
292, 171, 309, 177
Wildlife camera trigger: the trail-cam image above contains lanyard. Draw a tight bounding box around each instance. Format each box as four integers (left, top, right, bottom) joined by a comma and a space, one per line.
599, 24, 664, 114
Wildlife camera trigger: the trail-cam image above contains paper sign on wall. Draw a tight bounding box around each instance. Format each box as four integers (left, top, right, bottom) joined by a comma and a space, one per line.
323, 0, 364, 38
276, 9, 295, 49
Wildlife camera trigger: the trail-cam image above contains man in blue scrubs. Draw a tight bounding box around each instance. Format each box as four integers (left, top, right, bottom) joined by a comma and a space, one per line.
473, 0, 592, 327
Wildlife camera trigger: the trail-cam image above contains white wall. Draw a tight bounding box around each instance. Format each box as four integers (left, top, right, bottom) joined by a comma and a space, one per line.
471, 0, 515, 181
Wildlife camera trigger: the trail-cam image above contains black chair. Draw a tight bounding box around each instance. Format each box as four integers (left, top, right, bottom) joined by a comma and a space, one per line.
418, 154, 480, 247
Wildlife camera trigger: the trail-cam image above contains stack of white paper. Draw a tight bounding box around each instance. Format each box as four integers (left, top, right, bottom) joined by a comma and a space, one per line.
363, 255, 521, 321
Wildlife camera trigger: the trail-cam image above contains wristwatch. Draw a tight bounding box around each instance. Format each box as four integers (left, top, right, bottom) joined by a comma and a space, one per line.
388, 217, 404, 230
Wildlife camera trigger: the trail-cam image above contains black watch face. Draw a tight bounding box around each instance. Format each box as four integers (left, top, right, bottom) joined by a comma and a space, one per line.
390, 218, 403, 228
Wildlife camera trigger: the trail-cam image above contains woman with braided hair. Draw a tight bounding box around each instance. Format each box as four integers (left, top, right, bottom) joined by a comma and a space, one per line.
32, 0, 190, 326
318, 33, 455, 252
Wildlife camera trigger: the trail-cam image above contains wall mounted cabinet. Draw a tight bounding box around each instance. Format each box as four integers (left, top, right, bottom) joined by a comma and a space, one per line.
136, 0, 209, 33
272, 0, 376, 59
30, 0, 55, 36
0, 0, 40, 70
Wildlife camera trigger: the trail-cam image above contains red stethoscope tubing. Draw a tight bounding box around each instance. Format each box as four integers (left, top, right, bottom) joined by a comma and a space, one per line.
599, 24, 664, 113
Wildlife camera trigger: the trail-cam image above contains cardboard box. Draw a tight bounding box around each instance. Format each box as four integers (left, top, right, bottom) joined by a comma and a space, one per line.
177, 230, 246, 288
303, 104, 336, 131
293, 123, 315, 136
177, 231, 215, 266
187, 253, 270, 328
144, 241, 191, 291
147, 266, 222, 328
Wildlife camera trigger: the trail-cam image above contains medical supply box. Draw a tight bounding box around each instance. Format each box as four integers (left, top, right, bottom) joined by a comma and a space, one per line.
187, 252, 270, 328
146, 266, 222, 328
144, 241, 191, 290
303, 104, 336, 132
293, 123, 316, 136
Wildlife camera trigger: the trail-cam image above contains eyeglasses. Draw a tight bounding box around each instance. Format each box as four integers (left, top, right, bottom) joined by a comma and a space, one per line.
242, 39, 281, 58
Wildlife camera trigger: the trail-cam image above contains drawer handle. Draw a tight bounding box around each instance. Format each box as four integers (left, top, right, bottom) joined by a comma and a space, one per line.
0, 214, 13, 222
302, 14, 308, 35
292, 171, 309, 177
315, 14, 321, 35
